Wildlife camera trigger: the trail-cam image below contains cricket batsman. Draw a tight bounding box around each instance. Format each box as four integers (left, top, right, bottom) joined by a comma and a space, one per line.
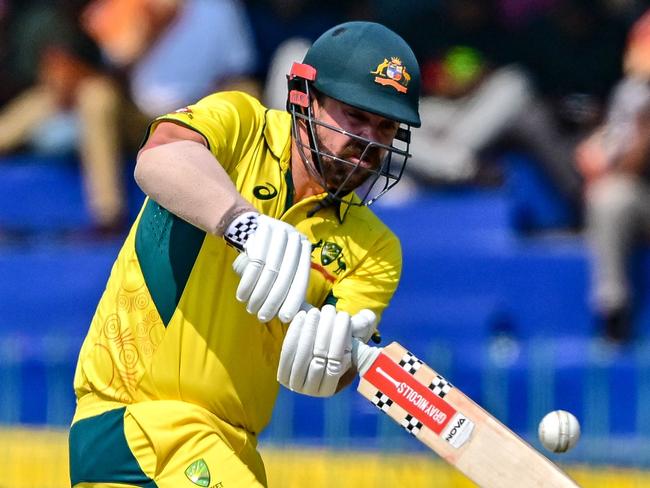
68, 21, 420, 487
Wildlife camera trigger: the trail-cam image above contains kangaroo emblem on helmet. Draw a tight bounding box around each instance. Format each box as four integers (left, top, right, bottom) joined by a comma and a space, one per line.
371, 57, 411, 93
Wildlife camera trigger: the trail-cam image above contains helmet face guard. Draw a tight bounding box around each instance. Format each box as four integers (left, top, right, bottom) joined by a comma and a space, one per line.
288, 63, 413, 208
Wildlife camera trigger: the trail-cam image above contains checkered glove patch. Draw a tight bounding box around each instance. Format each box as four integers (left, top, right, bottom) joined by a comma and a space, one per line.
428, 375, 453, 398
401, 414, 423, 436
224, 212, 259, 251
398, 351, 423, 374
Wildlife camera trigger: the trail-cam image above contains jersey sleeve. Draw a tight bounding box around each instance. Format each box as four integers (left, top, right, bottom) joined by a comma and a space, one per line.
145, 91, 265, 173
330, 229, 402, 326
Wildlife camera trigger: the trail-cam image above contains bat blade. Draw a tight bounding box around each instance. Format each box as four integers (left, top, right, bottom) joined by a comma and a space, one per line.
356, 341, 579, 488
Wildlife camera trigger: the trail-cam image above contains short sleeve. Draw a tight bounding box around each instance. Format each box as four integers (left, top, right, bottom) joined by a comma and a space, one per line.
145, 91, 265, 173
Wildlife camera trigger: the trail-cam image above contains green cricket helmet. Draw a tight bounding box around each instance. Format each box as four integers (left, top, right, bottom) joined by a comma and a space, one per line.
287, 21, 421, 208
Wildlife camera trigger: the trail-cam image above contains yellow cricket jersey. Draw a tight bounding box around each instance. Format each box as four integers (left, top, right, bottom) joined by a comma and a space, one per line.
72, 91, 402, 445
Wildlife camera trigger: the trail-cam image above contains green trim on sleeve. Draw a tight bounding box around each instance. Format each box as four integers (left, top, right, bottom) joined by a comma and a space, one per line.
69, 407, 157, 487
135, 200, 206, 326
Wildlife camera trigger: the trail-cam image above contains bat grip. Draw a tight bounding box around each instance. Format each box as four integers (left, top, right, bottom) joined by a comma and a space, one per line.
352, 338, 382, 377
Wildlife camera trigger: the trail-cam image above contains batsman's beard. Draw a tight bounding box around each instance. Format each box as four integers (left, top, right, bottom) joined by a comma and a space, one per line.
313, 130, 384, 195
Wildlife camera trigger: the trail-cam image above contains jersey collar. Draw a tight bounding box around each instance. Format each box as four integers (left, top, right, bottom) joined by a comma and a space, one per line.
304, 191, 359, 223
264, 109, 360, 222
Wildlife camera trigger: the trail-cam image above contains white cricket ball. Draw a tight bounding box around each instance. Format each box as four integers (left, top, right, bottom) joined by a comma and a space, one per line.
538, 410, 580, 453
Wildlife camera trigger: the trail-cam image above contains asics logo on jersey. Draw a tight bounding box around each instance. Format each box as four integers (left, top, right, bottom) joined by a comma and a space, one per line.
253, 183, 278, 200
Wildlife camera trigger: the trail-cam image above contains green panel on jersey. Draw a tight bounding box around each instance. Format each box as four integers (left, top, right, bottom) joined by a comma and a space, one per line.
135, 200, 206, 326
69, 407, 158, 487
323, 291, 338, 307
283, 169, 294, 213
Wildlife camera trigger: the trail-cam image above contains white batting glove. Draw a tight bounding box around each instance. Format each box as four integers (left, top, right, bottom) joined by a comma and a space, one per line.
350, 309, 377, 344
277, 305, 377, 397
277, 304, 351, 397
225, 212, 312, 323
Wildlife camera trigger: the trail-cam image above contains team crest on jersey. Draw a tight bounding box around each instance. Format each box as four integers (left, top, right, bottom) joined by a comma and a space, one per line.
370, 57, 411, 93
313, 239, 347, 275
185, 459, 210, 487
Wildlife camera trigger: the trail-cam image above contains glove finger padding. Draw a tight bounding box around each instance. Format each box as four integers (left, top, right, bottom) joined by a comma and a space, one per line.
318, 310, 352, 396
231, 214, 311, 324
257, 232, 302, 322
245, 226, 288, 314
232, 253, 249, 277
288, 307, 320, 391
302, 305, 337, 396
278, 238, 312, 323
235, 222, 271, 302
350, 309, 378, 343
278, 305, 353, 397
277, 310, 306, 386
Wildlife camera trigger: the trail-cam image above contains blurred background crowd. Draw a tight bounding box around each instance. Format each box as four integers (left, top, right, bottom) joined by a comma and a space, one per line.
2, 0, 649, 340
3, 1, 650, 484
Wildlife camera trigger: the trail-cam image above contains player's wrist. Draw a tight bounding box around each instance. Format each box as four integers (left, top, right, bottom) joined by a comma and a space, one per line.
223, 211, 260, 251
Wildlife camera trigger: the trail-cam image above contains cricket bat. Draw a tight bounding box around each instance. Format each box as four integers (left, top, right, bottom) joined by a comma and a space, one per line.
353, 340, 580, 487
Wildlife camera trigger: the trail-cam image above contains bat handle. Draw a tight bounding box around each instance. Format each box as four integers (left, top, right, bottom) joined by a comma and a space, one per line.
352, 338, 382, 377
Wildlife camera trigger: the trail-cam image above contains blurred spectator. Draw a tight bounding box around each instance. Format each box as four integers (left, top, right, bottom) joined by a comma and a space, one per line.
497, 0, 557, 29
0, 0, 63, 106
396, 0, 531, 184
0, 0, 260, 236
247, 0, 355, 110
519, 0, 627, 133
576, 9, 650, 342
0, 0, 139, 234
505, 0, 633, 220
0, 0, 17, 106
246, 0, 341, 84
383, 0, 634, 223
263, 37, 311, 111
84, 0, 260, 117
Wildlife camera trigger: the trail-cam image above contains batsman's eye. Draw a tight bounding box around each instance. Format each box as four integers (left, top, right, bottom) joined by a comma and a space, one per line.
346, 111, 364, 122
347, 109, 374, 128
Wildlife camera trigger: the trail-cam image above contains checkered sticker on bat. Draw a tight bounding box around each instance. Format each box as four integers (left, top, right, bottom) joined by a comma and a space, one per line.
398, 351, 423, 374
371, 390, 394, 413
428, 374, 453, 398
401, 414, 423, 436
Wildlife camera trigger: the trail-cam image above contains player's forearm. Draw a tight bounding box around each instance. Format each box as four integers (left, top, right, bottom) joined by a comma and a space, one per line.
135, 140, 256, 235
